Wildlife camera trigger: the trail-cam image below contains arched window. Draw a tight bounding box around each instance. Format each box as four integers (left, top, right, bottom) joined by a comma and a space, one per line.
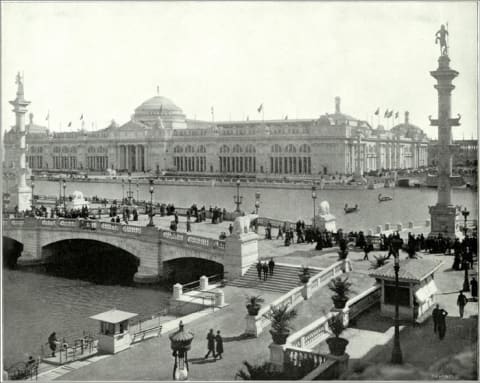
173, 146, 183, 153
299, 144, 311, 153
220, 145, 230, 154
233, 144, 243, 153
285, 144, 296, 153
197, 145, 206, 153
88, 146, 96, 153
62, 146, 69, 153
70, 147, 77, 154
271, 144, 282, 153
185, 145, 195, 153
245, 144, 256, 153
30, 146, 37, 153
53, 146, 61, 153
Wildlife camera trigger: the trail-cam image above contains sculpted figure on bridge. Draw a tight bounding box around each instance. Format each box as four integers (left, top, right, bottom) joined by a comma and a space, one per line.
232, 214, 258, 236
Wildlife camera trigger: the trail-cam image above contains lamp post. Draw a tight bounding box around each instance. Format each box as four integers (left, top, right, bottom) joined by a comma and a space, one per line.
311, 185, 317, 231
62, 179, 67, 215
136, 182, 139, 202
254, 192, 261, 214
234, 179, 243, 213
122, 178, 125, 204
462, 207, 470, 292
128, 174, 132, 205
147, 179, 154, 227
31, 176, 35, 212
391, 237, 403, 364
169, 321, 194, 380
58, 180, 62, 205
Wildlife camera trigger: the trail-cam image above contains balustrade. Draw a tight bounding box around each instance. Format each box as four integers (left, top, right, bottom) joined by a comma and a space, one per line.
100, 222, 119, 231
122, 225, 142, 234
284, 347, 328, 371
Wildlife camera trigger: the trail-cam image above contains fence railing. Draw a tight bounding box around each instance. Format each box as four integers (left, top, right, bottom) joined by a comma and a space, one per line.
288, 312, 335, 349
346, 285, 381, 321
284, 346, 330, 379
41, 334, 97, 365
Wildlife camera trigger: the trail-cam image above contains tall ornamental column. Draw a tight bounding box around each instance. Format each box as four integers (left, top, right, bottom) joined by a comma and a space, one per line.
428, 24, 461, 239
9, 72, 32, 212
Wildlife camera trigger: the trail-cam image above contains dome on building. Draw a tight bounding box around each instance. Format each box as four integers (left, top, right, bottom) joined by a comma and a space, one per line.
391, 111, 426, 139
135, 96, 183, 114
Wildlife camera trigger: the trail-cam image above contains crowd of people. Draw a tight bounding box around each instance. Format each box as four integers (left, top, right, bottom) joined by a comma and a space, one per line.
255, 259, 275, 281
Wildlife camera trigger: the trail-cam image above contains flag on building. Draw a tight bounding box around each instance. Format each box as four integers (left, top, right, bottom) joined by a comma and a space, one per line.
67, 122, 72, 127
395, 111, 399, 119
257, 103, 263, 113
80, 114, 84, 120
388, 110, 394, 118
45, 111, 50, 121
384, 110, 389, 118
374, 108, 380, 115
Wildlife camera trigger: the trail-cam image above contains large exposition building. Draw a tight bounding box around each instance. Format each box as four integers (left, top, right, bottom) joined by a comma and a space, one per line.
3, 83, 429, 177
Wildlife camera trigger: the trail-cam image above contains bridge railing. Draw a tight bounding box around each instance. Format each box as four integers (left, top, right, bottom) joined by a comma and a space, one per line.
3, 217, 227, 253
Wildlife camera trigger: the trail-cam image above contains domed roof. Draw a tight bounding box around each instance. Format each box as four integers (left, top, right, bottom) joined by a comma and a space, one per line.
391, 111, 426, 139
135, 96, 183, 113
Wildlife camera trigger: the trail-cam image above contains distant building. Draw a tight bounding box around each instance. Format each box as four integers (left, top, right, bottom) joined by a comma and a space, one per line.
428, 139, 478, 167
3, 83, 430, 177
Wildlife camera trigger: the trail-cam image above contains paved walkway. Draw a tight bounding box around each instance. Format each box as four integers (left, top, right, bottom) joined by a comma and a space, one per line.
52, 250, 376, 381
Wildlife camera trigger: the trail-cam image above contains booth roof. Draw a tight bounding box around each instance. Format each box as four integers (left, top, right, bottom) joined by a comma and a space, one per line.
90, 309, 138, 324
369, 258, 444, 282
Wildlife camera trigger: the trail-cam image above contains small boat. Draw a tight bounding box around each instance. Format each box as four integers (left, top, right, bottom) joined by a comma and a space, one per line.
378, 193, 393, 202
344, 203, 359, 214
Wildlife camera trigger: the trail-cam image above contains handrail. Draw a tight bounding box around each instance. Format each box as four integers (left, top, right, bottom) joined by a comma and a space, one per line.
284, 346, 331, 379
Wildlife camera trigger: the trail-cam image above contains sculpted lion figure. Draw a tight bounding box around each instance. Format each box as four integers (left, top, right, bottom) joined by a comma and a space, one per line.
319, 200, 330, 216
232, 214, 258, 236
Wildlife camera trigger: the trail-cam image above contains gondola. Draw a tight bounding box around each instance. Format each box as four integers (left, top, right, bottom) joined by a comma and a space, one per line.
344, 204, 358, 214
378, 193, 393, 202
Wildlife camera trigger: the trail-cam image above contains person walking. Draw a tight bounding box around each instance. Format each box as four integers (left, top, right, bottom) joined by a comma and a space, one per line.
48, 332, 58, 357
457, 291, 468, 318
470, 277, 478, 300
432, 304, 440, 334
204, 329, 216, 359
268, 258, 275, 276
262, 262, 268, 281
256, 261, 262, 280
215, 330, 224, 360
437, 307, 448, 340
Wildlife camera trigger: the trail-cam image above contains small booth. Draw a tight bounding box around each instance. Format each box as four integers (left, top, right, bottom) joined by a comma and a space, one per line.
369, 258, 443, 323
90, 309, 138, 354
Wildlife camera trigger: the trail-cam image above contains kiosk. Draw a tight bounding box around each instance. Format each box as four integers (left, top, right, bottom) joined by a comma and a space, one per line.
90, 309, 138, 354
369, 259, 443, 323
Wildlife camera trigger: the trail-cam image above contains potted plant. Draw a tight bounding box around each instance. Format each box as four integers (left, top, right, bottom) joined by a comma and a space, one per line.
338, 237, 349, 260
246, 295, 264, 316
263, 304, 297, 345
326, 314, 349, 356
328, 276, 352, 309
298, 266, 311, 284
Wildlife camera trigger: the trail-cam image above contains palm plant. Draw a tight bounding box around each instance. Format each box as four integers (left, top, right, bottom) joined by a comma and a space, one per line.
327, 314, 345, 338
328, 276, 352, 299
245, 295, 264, 316
264, 304, 297, 333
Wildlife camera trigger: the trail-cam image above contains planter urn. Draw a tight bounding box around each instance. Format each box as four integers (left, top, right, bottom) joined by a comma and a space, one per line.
270, 329, 290, 345
326, 337, 349, 356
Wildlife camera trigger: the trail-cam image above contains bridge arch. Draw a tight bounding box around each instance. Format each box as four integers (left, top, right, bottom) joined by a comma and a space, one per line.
163, 257, 223, 284
2, 236, 23, 268
42, 238, 140, 285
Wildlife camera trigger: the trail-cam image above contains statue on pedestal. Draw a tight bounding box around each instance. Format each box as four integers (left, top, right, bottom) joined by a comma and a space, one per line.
314, 201, 336, 232
435, 24, 449, 56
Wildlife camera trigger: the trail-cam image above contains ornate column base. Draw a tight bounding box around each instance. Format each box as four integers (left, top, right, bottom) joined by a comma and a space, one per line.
429, 204, 460, 240
133, 267, 161, 284
269, 343, 286, 372
245, 315, 262, 337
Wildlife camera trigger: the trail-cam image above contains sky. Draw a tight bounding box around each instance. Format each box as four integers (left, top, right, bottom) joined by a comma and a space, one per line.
1, 1, 478, 140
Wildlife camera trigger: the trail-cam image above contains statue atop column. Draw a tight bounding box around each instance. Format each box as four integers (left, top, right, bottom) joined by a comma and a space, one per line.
435, 24, 449, 56
15, 72, 25, 96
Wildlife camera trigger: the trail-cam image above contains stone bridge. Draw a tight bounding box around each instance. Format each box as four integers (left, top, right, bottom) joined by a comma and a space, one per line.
2, 217, 258, 283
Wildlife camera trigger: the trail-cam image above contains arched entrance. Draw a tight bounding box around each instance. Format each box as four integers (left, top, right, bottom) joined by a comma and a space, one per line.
163, 258, 223, 285
42, 239, 140, 285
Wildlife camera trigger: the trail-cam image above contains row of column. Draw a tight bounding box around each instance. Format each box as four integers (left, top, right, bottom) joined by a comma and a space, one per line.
87, 156, 108, 170
118, 144, 145, 172
219, 156, 256, 173
270, 156, 311, 174
174, 156, 206, 172
27, 155, 43, 169
53, 156, 77, 169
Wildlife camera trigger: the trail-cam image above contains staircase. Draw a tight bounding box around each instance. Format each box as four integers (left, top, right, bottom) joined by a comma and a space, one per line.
228, 264, 322, 293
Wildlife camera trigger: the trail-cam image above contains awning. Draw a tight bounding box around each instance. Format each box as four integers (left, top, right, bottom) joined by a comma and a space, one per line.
90, 309, 138, 324
415, 280, 438, 303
